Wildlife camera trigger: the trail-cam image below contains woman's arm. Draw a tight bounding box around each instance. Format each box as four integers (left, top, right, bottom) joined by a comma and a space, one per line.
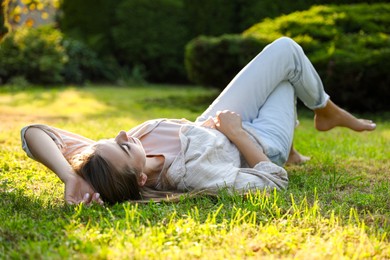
214, 110, 270, 167
24, 127, 103, 205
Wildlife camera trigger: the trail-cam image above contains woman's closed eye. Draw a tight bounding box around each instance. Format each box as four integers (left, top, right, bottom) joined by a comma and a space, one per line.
119, 143, 131, 155
122, 143, 131, 151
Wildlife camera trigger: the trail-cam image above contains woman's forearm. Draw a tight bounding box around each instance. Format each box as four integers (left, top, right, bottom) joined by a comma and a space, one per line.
214, 110, 270, 168
24, 127, 75, 183
228, 129, 270, 167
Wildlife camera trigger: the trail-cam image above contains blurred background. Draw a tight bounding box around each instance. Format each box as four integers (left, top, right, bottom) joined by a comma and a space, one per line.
0, 0, 389, 112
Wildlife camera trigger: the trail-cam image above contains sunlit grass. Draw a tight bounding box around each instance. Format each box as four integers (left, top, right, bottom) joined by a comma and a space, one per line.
0, 85, 389, 259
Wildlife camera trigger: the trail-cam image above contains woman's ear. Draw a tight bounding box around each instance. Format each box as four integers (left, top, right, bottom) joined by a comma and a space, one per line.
138, 173, 147, 186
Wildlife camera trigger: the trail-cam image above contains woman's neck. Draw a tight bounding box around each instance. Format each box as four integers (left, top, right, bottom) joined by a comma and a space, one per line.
144, 156, 164, 187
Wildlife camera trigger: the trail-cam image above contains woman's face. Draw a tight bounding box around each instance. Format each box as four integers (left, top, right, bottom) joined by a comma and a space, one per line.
96, 131, 146, 176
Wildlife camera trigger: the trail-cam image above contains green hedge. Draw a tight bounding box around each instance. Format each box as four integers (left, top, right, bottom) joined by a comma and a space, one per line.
233, 0, 386, 32
185, 35, 268, 88
182, 0, 387, 36
185, 3, 390, 112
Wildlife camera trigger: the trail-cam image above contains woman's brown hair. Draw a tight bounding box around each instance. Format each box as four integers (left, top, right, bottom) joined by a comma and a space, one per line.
72, 146, 142, 204
72, 145, 205, 204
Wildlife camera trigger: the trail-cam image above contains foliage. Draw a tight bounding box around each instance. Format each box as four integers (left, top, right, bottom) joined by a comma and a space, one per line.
0, 0, 10, 40
0, 86, 389, 258
183, 0, 238, 37
166, 0, 389, 38
61, 38, 104, 84
58, 0, 119, 57
58, 0, 129, 84
59, 0, 182, 83
0, 25, 108, 85
185, 3, 390, 112
234, 0, 386, 32
56, 0, 388, 85
112, 0, 188, 83
0, 25, 66, 84
185, 35, 267, 88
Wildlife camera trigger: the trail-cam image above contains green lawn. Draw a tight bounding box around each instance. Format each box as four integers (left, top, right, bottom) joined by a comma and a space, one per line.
0, 85, 389, 259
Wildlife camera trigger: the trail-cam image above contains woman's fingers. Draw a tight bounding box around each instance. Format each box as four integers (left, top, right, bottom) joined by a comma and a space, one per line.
83, 193, 104, 206
214, 110, 244, 140
216, 110, 242, 127
82, 193, 92, 204
92, 193, 104, 205
65, 193, 103, 206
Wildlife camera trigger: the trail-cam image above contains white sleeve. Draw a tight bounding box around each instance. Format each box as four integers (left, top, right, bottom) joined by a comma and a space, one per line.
234, 161, 289, 191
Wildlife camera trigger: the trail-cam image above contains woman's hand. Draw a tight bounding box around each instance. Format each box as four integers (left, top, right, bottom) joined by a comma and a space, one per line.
24, 127, 104, 206
214, 110, 245, 141
64, 174, 104, 206
215, 110, 270, 167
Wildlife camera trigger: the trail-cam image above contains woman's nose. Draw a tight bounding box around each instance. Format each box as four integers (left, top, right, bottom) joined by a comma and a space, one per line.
115, 130, 129, 143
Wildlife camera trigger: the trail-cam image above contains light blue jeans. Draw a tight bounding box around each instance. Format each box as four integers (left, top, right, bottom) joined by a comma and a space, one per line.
196, 37, 329, 166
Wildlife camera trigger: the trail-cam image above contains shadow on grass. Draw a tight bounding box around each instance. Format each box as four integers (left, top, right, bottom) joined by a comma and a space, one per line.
0, 189, 69, 252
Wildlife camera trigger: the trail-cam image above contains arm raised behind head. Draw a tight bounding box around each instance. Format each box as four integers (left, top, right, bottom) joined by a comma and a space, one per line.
23, 127, 103, 205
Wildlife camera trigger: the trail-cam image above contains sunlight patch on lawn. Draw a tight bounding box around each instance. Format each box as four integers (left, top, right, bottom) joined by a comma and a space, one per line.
0, 89, 111, 121
381, 129, 390, 141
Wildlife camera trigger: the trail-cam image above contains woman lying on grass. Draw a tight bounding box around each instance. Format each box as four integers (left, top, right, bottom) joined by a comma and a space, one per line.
21, 37, 376, 205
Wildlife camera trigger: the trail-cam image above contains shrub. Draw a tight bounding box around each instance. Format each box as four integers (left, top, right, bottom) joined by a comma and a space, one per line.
0, 25, 66, 84
183, 0, 335, 36
185, 3, 390, 112
0, 26, 107, 85
61, 38, 104, 84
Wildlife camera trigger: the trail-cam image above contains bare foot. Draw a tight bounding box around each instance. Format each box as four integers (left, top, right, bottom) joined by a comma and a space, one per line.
314, 100, 376, 132
286, 148, 310, 165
